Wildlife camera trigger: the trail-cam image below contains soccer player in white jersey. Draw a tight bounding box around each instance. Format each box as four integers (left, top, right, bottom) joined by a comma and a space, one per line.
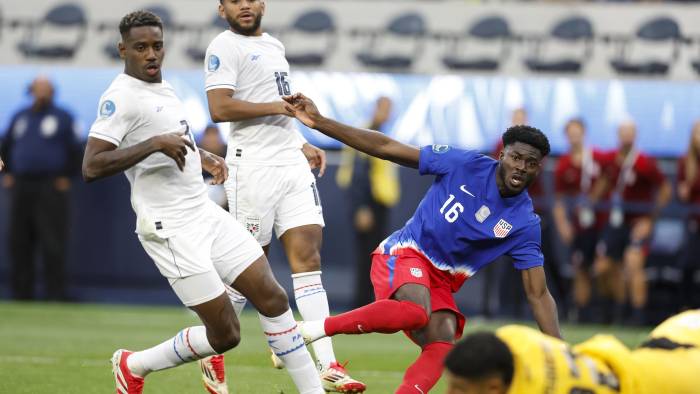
82, 11, 323, 394
201, 1, 366, 393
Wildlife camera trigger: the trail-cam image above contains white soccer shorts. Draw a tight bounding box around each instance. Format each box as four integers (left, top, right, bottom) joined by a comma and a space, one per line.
139, 200, 264, 306
225, 159, 325, 246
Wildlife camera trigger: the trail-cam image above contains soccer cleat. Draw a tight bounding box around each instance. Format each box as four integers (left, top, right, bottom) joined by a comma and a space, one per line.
320, 361, 366, 393
199, 355, 229, 394
297, 320, 322, 345
111, 349, 144, 394
269, 348, 285, 369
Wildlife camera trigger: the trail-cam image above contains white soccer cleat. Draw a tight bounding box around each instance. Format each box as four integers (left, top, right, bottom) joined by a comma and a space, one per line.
297, 320, 323, 345
199, 355, 229, 394
269, 348, 285, 369
320, 361, 367, 393
111, 349, 144, 394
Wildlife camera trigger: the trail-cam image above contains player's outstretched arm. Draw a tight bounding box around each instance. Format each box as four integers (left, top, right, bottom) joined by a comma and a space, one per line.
283, 93, 420, 169
82, 131, 194, 182
207, 88, 292, 123
522, 266, 562, 339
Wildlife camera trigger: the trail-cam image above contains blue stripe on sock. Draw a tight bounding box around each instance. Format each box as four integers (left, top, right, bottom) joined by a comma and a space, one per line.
387, 255, 397, 288
295, 289, 326, 300
173, 332, 187, 363
275, 342, 305, 357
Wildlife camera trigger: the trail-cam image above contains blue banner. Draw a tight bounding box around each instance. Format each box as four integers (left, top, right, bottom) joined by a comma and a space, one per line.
1, 66, 699, 156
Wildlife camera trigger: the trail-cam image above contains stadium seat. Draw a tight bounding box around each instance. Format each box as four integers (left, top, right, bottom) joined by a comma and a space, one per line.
103, 5, 175, 61
523, 15, 594, 73
17, 3, 87, 59
442, 15, 511, 71
609, 16, 682, 76
185, 13, 229, 63
281, 9, 336, 67
356, 12, 426, 70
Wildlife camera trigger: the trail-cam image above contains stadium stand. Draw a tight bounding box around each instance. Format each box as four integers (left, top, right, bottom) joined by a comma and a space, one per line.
355, 12, 426, 70
281, 9, 336, 67
441, 15, 511, 71
17, 3, 87, 59
610, 16, 684, 76
523, 15, 594, 73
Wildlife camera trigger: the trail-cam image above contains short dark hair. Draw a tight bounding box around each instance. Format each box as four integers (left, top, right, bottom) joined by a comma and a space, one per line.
565, 117, 586, 130
445, 332, 514, 386
502, 125, 550, 157
119, 10, 163, 37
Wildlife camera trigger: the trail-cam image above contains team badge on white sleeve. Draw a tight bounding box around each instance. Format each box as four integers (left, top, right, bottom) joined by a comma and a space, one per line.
493, 219, 513, 238
208, 55, 220, 72
100, 100, 116, 118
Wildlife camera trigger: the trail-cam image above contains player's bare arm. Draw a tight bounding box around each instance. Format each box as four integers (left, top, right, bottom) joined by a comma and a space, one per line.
199, 148, 228, 185
0, 155, 4, 171
284, 93, 420, 169
521, 266, 562, 338
207, 88, 292, 123
82, 131, 194, 182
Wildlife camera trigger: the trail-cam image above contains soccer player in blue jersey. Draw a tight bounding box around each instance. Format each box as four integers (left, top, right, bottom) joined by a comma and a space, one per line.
283, 93, 561, 394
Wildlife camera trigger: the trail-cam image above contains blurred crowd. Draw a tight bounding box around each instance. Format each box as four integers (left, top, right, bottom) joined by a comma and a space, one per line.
2, 75, 700, 326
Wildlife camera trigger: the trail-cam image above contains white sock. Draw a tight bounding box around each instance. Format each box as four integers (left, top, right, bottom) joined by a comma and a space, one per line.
258, 309, 323, 394
293, 271, 336, 369
225, 284, 247, 317
126, 326, 217, 377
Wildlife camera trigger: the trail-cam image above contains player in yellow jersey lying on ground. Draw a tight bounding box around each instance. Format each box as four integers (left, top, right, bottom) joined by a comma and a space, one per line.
444, 310, 700, 394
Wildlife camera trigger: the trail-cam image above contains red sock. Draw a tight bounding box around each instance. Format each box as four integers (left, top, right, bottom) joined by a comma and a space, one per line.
395, 341, 453, 394
324, 299, 428, 336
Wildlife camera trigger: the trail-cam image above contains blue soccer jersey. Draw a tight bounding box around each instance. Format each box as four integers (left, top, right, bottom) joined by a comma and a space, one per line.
377, 145, 544, 283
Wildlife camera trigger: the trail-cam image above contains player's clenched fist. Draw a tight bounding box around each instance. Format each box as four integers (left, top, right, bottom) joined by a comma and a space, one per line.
152, 131, 195, 171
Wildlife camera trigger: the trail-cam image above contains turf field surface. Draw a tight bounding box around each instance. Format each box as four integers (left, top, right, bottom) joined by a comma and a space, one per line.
0, 302, 650, 393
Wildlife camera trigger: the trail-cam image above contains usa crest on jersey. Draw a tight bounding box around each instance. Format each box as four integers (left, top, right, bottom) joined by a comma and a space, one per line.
493, 219, 513, 238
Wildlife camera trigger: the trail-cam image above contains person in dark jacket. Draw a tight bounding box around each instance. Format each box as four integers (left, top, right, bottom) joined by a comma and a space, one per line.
0, 76, 82, 300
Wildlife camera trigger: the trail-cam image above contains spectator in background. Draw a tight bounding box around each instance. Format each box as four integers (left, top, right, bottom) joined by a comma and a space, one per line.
676, 121, 700, 310
198, 124, 228, 208
336, 96, 401, 307
0, 76, 82, 301
552, 118, 608, 322
593, 121, 672, 325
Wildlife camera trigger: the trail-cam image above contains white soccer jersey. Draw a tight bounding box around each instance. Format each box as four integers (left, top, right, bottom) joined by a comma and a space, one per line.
204, 31, 306, 166
89, 74, 208, 237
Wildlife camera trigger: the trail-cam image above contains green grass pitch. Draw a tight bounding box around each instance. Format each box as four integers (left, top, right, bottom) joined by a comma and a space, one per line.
0, 302, 650, 393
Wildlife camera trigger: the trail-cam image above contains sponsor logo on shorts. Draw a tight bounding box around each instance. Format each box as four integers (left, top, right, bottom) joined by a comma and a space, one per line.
493, 219, 513, 238
410, 267, 423, 278
245, 216, 261, 236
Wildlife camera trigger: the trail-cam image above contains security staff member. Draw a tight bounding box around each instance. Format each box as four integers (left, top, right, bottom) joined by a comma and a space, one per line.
0, 76, 82, 300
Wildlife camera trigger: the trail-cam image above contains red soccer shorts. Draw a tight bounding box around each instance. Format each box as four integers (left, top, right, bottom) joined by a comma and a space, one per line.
370, 248, 466, 339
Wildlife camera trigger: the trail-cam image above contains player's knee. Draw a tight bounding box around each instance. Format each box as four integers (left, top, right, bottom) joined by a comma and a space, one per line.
291, 249, 321, 272
256, 284, 290, 317
210, 326, 241, 353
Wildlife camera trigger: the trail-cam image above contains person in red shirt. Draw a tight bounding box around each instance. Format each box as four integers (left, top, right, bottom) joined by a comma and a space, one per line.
593, 121, 672, 324
552, 118, 609, 322
676, 120, 700, 309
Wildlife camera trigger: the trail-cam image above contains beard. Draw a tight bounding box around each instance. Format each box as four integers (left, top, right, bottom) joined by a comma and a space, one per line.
226, 13, 262, 36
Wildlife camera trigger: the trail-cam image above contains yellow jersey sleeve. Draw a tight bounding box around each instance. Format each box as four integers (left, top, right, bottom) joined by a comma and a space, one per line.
649, 309, 700, 347
497, 326, 621, 394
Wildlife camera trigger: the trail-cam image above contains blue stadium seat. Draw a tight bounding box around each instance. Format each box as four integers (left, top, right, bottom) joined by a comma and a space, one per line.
356, 12, 426, 70
284, 9, 336, 66
610, 16, 682, 75
17, 3, 87, 59
524, 15, 594, 73
442, 15, 511, 71
185, 13, 230, 63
